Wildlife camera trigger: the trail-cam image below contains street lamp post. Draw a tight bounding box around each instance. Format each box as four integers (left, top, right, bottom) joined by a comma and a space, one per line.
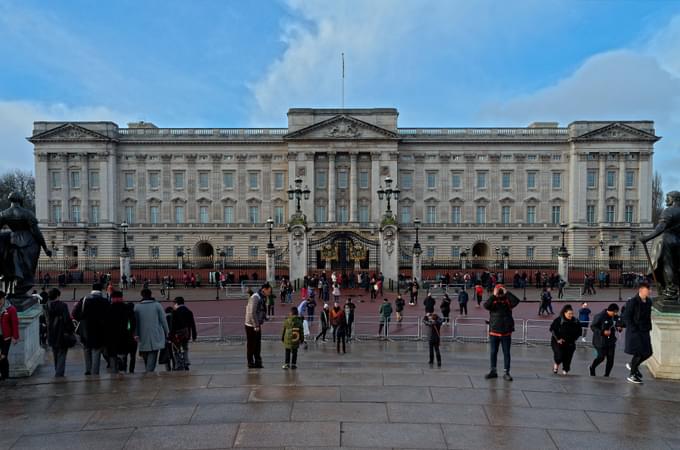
377, 176, 400, 217
413, 217, 422, 255
120, 221, 129, 253
557, 223, 570, 290
266, 217, 276, 283
287, 176, 311, 215
267, 217, 275, 250
560, 223, 568, 253
119, 221, 131, 286
412, 217, 422, 284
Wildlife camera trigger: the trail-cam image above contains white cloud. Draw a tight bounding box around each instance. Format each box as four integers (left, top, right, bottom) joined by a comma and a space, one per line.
479, 18, 680, 193
0, 100, 130, 173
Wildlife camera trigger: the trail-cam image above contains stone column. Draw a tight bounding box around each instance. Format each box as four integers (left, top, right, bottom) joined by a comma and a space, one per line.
328, 152, 336, 222
598, 154, 606, 223
370, 153, 381, 222
288, 224, 308, 288
618, 155, 626, 222
34, 154, 49, 223
558, 250, 569, 287
647, 310, 680, 379
265, 246, 275, 283
350, 152, 358, 222
9, 304, 45, 377
412, 248, 422, 284
81, 153, 89, 225
379, 224, 399, 289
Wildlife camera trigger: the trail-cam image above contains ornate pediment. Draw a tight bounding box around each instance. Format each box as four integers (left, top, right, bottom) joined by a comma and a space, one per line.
572, 123, 659, 142
284, 115, 399, 140
28, 123, 115, 143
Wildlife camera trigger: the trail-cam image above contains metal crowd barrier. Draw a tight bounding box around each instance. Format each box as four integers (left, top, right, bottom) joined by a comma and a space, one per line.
524, 319, 553, 344
453, 317, 490, 342
194, 316, 223, 341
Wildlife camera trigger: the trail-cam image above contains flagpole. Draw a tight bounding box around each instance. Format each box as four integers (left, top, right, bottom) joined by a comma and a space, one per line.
342, 52, 345, 109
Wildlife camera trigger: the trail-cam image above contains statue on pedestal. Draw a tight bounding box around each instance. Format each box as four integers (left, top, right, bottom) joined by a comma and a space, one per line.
0, 193, 52, 311
640, 191, 680, 312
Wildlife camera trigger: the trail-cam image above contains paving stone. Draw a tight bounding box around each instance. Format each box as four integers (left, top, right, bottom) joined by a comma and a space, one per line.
387, 402, 488, 425
0, 410, 94, 435
431, 387, 529, 407
209, 372, 298, 387
469, 376, 569, 393
383, 373, 473, 388
291, 401, 387, 422
124, 423, 239, 449
294, 371, 383, 386
85, 406, 196, 430
585, 411, 680, 439
151, 387, 250, 406
341, 422, 447, 449
191, 403, 292, 424
11, 428, 134, 450
341, 386, 432, 402
484, 405, 597, 431
47, 391, 159, 412
250, 386, 339, 402
442, 424, 557, 449
234, 422, 339, 447
549, 429, 672, 450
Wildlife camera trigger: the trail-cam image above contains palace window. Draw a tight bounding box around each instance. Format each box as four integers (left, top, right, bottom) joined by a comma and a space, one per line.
174, 172, 185, 190
606, 205, 615, 223
248, 206, 260, 224
199, 172, 210, 189
338, 171, 348, 189
451, 172, 462, 189
223, 172, 234, 189
551, 206, 561, 224
625, 170, 635, 188
426, 206, 437, 224
248, 172, 259, 189
89, 205, 99, 224
359, 171, 369, 189
451, 206, 461, 224
526, 206, 536, 224
607, 171, 616, 188
316, 170, 326, 189
625, 205, 634, 223
476, 206, 486, 224
51, 204, 62, 223
587, 170, 597, 188
223, 206, 234, 224
400, 205, 411, 224
199, 206, 210, 224
501, 172, 511, 189
125, 172, 135, 189
501, 206, 511, 224
359, 205, 369, 224
426, 246, 435, 258
70, 204, 81, 222
249, 246, 258, 258
70, 171, 81, 189
51, 171, 61, 189
451, 246, 460, 257
587, 205, 596, 225
274, 206, 285, 225
427, 172, 437, 189
150, 206, 160, 224
150, 246, 160, 258
149, 172, 160, 189
315, 206, 326, 223
552, 172, 561, 189
477, 171, 487, 189
526, 246, 535, 258
274, 172, 285, 190
527, 171, 537, 189
125, 206, 134, 224
400, 172, 413, 189
89, 171, 100, 189
337, 206, 348, 223
174, 206, 184, 224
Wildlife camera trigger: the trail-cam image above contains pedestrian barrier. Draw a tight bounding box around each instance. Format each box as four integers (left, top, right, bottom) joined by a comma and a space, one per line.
353, 318, 421, 340
524, 319, 553, 344
453, 317, 490, 342
194, 316, 223, 341
559, 288, 582, 302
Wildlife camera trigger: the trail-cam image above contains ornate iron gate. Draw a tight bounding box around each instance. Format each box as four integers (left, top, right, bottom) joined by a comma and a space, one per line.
308, 231, 380, 273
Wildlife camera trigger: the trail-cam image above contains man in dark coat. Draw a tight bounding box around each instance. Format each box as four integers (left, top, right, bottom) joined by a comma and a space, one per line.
72, 283, 110, 375
623, 282, 653, 384
423, 292, 436, 314
589, 303, 622, 377
106, 290, 136, 374
484, 284, 520, 381
171, 296, 197, 370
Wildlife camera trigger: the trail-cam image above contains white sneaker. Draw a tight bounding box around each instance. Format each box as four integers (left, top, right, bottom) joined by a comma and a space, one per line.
581, 337, 586, 342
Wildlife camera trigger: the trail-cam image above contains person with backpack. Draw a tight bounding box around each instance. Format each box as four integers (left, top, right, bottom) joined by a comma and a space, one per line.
46, 288, 75, 377
281, 307, 304, 369
589, 303, 622, 377
171, 297, 197, 370
549, 304, 582, 375
484, 284, 520, 381
458, 289, 469, 316
440, 294, 451, 324
423, 313, 444, 367
315, 303, 330, 342
378, 298, 393, 339
107, 290, 136, 374
72, 282, 110, 376
245, 282, 271, 368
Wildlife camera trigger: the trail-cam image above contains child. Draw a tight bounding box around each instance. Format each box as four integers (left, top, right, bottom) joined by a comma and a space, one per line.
281, 307, 304, 369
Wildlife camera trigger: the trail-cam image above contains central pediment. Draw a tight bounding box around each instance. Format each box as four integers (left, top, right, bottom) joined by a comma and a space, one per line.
572, 122, 660, 142
284, 115, 399, 140
28, 123, 116, 143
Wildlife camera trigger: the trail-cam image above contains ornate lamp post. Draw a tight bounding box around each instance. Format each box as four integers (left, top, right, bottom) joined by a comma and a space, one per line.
412, 217, 422, 283
377, 176, 400, 217
287, 176, 311, 215
265, 217, 276, 283
413, 217, 422, 256
119, 221, 131, 286
120, 221, 129, 253
267, 217, 275, 250
557, 223, 570, 288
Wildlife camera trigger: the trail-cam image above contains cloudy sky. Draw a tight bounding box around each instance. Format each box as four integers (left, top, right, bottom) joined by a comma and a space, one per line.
1, 0, 679, 191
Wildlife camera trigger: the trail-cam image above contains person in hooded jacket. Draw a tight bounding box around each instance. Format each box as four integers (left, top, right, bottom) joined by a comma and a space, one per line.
589, 303, 622, 377
46, 288, 74, 377
549, 304, 582, 375
423, 313, 444, 367
439, 294, 452, 324
107, 290, 136, 374
483, 284, 520, 381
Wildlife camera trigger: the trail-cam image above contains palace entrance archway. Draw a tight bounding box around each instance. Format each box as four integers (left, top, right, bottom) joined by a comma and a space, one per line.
308, 231, 380, 274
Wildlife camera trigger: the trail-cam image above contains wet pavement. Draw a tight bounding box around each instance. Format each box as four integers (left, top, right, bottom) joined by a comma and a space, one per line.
1, 338, 679, 449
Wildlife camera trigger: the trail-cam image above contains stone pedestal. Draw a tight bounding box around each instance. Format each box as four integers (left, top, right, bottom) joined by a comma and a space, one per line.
119, 251, 131, 285
379, 224, 399, 289
647, 309, 680, 379
558, 252, 569, 286
9, 304, 44, 377
265, 247, 275, 283
288, 223, 308, 287
412, 250, 422, 284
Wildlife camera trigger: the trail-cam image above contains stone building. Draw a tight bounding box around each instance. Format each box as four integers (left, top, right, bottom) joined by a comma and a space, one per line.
31, 108, 657, 275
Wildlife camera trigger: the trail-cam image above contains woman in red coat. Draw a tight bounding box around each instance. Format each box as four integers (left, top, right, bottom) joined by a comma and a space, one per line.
0, 291, 19, 380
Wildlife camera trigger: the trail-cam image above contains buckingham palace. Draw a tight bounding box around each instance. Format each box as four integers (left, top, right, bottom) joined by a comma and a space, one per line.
30, 107, 657, 281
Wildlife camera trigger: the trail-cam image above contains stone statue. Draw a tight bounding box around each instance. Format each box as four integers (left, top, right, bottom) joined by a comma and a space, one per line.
0, 192, 52, 309
640, 190, 680, 311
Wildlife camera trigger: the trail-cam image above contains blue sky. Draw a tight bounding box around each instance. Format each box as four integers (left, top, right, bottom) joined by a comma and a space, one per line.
1, 0, 679, 191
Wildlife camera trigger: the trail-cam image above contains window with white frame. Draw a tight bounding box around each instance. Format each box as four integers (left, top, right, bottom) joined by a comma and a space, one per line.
625, 170, 635, 188
248, 206, 260, 224
224, 246, 234, 257
400, 205, 411, 224
451, 246, 460, 257
527, 171, 537, 189
501, 172, 511, 189
476, 206, 486, 224
526, 205, 536, 224
587, 170, 597, 188
400, 172, 413, 189
477, 171, 487, 189
274, 206, 284, 224
607, 170, 616, 188
150, 246, 160, 259
70, 204, 80, 222
451, 172, 462, 189
89, 205, 99, 224
359, 205, 369, 224
223, 206, 234, 224
125, 172, 135, 189
70, 171, 81, 189
274, 172, 285, 190
588, 246, 596, 258
316, 170, 326, 189
149, 172, 160, 189
606, 205, 615, 223
174, 172, 185, 189
337, 206, 348, 223
501, 206, 511, 224
426, 246, 435, 258
51, 171, 61, 189
426, 172, 437, 189
249, 246, 258, 258
552, 172, 561, 189
174, 206, 184, 224
451, 206, 461, 224
338, 170, 348, 189
199, 172, 210, 189
526, 246, 535, 258
315, 206, 326, 223
625, 205, 634, 223
359, 171, 369, 189
199, 206, 210, 223
551, 206, 561, 224
248, 172, 259, 189
51, 204, 62, 223
426, 206, 437, 224
150, 206, 160, 224
223, 172, 234, 189
125, 206, 134, 224
89, 171, 100, 189
587, 205, 596, 224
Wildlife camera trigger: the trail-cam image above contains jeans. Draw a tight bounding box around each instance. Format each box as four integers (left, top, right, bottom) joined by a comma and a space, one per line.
245, 325, 262, 367
459, 303, 468, 315
429, 340, 441, 365
591, 346, 616, 376
53, 347, 68, 377
84, 347, 103, 375
140, 350, 159, 372
284, 348, 298, 365
316, 325, 328, 341
0, 339, 11, 379
489, 335, 512, 373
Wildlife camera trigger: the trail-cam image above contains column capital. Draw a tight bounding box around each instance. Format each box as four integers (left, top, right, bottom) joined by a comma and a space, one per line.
370, 152, 381, 161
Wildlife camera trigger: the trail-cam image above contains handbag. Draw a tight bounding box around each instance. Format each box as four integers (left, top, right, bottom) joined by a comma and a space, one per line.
63, 332, 77, 348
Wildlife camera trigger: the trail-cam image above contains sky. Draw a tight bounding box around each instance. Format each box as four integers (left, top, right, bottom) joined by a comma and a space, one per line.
1, 0, 679, 192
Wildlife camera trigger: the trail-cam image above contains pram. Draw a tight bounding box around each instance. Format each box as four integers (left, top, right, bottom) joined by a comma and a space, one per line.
169, 332, 188, 371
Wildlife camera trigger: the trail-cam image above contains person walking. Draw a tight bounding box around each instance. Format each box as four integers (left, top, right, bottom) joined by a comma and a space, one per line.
424, 292, 436, 314
439, 293, 452, 324
484, 284, 520, 381
315, 303, 330, 342
46, 288, 75, 377
344, 298, 356, 341
245, 282, 271, 368
578, 302, 592, 342
281, 307, 304, 369
624, 282, 653, 384
332, 282, 341, 303
171, 297, 197, 370
134, 288, 169, 373
589, 303, 622, 377
423, 313, 444, 367
395, 294, 405, 322
335, 307, 347, 354
549, 304, 582, 375
72, 283, 110, 376
0, 291, 19, 381
297, 297, 310, 350
378, 298, 393, 339
409, 278, 419, 306
107, 290, 136, 374
474, 283, 484, 308
458, 289, 469, 316
330, 301, 342, 343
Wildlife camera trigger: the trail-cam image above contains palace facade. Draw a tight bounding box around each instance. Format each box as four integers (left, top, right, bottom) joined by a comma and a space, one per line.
31, 108, 657, 271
